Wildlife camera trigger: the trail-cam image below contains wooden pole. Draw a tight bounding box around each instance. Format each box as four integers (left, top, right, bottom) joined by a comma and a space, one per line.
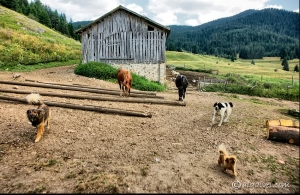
24, 79, 157, 96
0, 95, 152, 118
0, 80, 164, 99
0, 88, 186, 106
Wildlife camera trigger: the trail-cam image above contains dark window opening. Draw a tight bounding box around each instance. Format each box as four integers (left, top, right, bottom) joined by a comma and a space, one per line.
148, 25, 154, 31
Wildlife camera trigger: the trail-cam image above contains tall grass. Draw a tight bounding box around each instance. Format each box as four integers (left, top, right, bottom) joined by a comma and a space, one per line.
0, 5, 81, 66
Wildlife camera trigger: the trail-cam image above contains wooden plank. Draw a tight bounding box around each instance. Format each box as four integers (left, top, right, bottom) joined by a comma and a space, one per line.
139, 31, 142, 63
154, 31, 157, 63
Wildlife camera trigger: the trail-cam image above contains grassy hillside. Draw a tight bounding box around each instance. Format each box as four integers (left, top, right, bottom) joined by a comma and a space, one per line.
0, 5, 81, 69
166, 51, 299, 81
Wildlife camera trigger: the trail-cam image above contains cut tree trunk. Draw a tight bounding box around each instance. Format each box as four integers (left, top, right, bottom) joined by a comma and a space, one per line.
266, 119, 300, 146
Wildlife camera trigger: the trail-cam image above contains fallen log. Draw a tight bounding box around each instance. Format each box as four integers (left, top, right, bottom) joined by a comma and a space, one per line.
288, 109, 300, 117
0, 88, 186, 106
266, 119, 299, 146
24, 79, 157, 96
0, 95, 152, 118
0, 80, 164, 99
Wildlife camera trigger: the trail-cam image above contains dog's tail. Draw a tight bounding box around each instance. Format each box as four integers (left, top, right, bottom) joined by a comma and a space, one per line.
218, 143, 228, 156
25, 93, 43, 105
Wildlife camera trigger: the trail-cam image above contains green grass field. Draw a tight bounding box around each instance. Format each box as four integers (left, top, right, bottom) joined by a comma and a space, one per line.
166, 51, 299, 83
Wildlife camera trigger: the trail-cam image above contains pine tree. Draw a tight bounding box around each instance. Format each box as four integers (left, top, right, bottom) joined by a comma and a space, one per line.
294, 65, 299, 72
281, 58, 289, 71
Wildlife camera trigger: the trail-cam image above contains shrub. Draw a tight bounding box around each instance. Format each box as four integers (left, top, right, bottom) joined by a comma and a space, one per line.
74, 62, 166, 92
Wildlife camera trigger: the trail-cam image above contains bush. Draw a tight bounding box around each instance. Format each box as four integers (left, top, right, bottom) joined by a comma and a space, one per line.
74, 62, 166, 92
202, 76, 299, 102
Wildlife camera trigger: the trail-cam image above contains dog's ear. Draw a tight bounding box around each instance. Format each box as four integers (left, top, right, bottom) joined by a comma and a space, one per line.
213, 102, 218, 107
37, 109, 45, 117
229, 102, 233, 107
218, 103, 224, 109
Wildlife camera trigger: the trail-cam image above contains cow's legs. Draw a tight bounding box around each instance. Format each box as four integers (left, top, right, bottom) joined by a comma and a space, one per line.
183, 88, 186, 99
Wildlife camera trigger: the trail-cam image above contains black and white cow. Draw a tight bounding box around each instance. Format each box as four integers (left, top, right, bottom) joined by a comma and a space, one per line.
175, 74, 189, 101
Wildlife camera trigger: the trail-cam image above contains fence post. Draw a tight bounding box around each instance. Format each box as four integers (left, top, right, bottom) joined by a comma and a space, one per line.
292, 76, 294, 86
203, 76, 206, 87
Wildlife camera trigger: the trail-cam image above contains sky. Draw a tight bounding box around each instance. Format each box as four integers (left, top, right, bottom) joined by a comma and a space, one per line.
29, 0, 299, 26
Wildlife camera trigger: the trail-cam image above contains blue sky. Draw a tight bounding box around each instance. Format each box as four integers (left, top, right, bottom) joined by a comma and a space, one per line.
29, 0, 299, 26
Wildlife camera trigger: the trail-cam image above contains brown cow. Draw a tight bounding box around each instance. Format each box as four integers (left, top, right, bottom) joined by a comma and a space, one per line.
117, 68, 132, 97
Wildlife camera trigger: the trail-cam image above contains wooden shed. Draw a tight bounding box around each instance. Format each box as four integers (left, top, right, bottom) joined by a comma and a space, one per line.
75, 5, 171, 84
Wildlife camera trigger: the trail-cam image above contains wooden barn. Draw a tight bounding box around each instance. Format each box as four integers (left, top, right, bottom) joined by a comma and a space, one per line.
75, 5, 171, 84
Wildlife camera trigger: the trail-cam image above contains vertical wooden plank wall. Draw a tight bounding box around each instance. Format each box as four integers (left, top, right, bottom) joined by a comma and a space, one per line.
81, 10, 167, 65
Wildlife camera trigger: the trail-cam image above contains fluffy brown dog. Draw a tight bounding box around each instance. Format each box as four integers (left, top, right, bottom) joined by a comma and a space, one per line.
26, 94, 50, 142
217, 143, 237, 176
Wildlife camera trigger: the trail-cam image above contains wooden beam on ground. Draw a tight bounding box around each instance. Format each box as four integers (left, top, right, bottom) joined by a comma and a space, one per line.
24, 79, 157, 96
0, 88, 186, 106
0, 80, 164, 99
0, 95, 152, 118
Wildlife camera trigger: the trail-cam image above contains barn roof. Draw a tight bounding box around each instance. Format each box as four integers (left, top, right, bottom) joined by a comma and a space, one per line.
75, 5, 171, 37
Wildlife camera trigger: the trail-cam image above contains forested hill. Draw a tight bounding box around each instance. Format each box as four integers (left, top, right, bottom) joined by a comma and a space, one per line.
166, 8, 299, 59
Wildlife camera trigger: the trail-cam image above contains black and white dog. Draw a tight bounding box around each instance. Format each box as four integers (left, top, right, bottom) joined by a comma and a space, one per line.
175, 74, 189, 101
212, 102, 233, 126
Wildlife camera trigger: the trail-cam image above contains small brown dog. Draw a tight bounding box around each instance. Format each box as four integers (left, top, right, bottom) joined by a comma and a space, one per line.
217, 143, 237, 176
26, 94, 50, 142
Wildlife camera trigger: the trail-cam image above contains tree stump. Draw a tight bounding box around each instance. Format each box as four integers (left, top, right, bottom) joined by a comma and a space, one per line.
266, 119, 300, 146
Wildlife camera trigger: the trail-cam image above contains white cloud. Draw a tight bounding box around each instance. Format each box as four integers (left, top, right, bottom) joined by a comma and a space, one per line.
125, 4, 145, 15
154, 12, 178, 25
264, 5, 283, 9
29, 0, 121, 21
185, 19, 200, 26
29, 0, 298, 25
147, 0, 271, 25
293, 9, 299, 13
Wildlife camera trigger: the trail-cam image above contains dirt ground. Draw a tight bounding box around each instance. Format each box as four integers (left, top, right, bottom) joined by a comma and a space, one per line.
0, 65, 299, 193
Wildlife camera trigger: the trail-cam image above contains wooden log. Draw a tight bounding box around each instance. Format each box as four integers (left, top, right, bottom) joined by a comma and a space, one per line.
266, 119, 299, 128
24, 79, 157, 96
288, 109, 300, 117
0, 88, 186, 106
0, 95, 152, 118
266, 125, 299, 146
0, 80, 164, 99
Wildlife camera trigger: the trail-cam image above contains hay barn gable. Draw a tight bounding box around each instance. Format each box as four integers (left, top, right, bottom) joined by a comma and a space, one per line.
75, 5, 171, 84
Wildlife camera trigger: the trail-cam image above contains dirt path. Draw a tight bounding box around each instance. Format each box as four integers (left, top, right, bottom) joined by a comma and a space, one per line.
0, 65, 299, 193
